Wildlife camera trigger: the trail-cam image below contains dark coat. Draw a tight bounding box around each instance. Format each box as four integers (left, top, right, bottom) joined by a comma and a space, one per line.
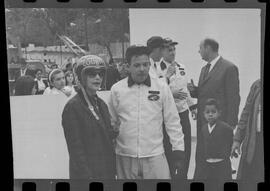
190, 56, 240, 178
191, 57, 241, 128
201, 121, 233, 160
234, 79, 261, 179
196, 120, 233, 179
62, 90, 116, 179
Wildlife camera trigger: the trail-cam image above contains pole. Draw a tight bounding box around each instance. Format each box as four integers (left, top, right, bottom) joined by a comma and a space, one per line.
84, 10, 89, 51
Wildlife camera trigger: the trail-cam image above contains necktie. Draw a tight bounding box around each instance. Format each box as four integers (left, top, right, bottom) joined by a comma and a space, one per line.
203, 63, 211, 80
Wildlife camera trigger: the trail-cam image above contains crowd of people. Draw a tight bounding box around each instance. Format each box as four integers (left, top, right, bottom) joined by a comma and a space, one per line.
12, 36, 262, 186
12, 58, 128, 97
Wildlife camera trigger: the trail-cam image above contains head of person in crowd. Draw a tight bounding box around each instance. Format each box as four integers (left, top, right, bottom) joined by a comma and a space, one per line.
203, 98, 221, 126
117, 61, 129, 79
25, 68, 36, 79
125, 45, 150, 84
76, 55, 106, 95
162, 38, 178, 63
65, 63, 73, 72
65, 70, 75, 86
35, 69, 43, 81
51, 64, 58, 70
199, 38, 219, 62
147, 36, 165, 62
49, 69, 66, 91
14, 75, 37, 96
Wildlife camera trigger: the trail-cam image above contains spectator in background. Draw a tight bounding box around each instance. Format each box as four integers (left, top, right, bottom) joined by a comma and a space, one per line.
117, 62, 129, 79
35, 69, 48, 95
65, 62, 73, 73
14, 58, 28, 81
101, 63, 121, 90
14, 75, 37, 96
43, 69, 71, 97
65, 71, 76, 96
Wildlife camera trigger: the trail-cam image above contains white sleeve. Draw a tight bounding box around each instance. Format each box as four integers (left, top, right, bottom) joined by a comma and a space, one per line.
162, 84, 185, 151
107, 86, 120, 128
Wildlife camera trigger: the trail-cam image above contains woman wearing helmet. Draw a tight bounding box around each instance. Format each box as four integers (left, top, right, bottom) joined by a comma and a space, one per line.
61, 55, 117, 179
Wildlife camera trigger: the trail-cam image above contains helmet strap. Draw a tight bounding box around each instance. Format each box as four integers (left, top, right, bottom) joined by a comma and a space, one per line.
80, 85, 99, 120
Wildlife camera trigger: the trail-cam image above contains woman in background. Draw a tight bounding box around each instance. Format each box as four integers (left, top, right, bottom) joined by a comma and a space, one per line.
35, 69, 48, 95
14, 75, 37, 96
64, 71, 76, 96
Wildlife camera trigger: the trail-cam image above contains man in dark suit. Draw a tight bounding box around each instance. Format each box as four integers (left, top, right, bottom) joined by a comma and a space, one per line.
188, 38, 240, 179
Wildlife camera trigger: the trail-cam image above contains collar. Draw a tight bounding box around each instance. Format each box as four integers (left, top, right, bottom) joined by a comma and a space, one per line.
150, 57, 162, 67
127, 74, 151, 87
209, 55, 220, 69
208, 123, 217, 133
162, 59, 171, 67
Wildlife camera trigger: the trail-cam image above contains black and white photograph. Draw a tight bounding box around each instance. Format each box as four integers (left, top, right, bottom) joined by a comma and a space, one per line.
5, 5, 264, 191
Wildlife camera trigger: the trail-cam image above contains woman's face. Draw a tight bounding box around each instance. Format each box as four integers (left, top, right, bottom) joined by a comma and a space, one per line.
36, 71, 42, 80
84, 69, 105, 93
66, 74, 74, 84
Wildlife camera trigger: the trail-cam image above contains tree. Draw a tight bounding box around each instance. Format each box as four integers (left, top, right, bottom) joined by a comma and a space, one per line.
5, 8, 130, 61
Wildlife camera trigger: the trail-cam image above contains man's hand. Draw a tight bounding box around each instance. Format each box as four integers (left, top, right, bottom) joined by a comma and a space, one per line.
231, 141, 241, 158
165, 63, 176, 79
173, 89, 188, 100
187, 79, 196, 92
172, 150, 185, 179
191, 109, 197, 120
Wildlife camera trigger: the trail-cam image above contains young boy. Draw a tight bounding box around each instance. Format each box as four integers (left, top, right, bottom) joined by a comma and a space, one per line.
199, 98, 233, 180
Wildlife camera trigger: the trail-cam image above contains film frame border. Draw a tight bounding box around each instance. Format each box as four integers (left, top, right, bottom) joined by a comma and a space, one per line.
4, 0, 268, 191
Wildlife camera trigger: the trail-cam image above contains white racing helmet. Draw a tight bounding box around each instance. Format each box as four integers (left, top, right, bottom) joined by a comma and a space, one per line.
75, 55, 106, 83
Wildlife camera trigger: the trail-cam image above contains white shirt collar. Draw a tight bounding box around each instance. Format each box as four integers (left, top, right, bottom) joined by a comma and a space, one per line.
208, 123, 216, 134
209, 55, 220, 71
162, 59, 172, 67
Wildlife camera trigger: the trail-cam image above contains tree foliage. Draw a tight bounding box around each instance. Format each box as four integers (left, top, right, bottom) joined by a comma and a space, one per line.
5, 8, 130, 53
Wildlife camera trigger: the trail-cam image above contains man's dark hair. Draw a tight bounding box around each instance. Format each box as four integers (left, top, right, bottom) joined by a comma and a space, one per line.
14, 75, 36, 96
203, 38, 219, 52
35, 68, 42, 75
204, 98, 221, 111
125, 45, 150, 64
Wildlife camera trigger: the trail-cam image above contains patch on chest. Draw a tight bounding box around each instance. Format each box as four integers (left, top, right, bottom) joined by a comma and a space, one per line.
180, 71, 186, 76
148, 94, 160, 101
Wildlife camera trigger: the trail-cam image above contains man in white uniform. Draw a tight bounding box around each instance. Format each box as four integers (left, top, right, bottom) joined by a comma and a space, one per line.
108, 45, 185, 179
158, 38, 196, 179
146, 36, 166, 78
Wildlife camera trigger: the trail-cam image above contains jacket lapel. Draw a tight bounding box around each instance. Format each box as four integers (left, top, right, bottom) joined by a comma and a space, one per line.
198, 66, 206, 87
200, 57, 222, 87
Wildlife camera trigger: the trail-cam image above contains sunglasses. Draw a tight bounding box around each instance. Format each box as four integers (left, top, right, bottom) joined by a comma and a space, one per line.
85, 69, 106, 78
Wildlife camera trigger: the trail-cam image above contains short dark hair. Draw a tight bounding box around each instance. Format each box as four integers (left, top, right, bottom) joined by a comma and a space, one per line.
204, 98, 220, 111
14, 75, 36, 96
35, 69, 42, 75
125, 45, 150, 64
203, 38, 219, 52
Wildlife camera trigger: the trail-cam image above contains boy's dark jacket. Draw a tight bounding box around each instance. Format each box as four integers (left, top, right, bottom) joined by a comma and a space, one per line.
62, 90, 116, 179
201, 120, 233, 160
